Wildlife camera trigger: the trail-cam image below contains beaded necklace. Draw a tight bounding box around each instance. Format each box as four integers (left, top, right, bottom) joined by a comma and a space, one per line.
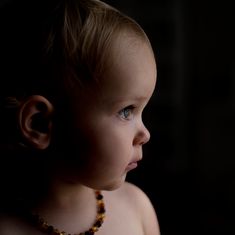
28, 190, 105, 235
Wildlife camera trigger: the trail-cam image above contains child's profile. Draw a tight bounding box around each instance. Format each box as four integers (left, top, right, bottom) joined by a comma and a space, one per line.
0, 0, 160, 234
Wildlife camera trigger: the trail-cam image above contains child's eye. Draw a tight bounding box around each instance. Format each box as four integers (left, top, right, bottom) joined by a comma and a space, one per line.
118, 106, 135, 120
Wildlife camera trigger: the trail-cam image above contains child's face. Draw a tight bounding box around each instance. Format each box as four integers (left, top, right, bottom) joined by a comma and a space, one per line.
65, 35, 157, 190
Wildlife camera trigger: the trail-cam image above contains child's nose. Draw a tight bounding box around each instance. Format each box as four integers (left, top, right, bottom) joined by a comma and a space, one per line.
133, 122, 150, 146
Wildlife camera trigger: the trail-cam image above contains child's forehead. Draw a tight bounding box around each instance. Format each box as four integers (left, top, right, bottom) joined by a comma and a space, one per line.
112, 30, 149, 54
103, 31, 154, 73
68, 31, 156, 105
88, 38, 156, 101
110, 34, 155, 71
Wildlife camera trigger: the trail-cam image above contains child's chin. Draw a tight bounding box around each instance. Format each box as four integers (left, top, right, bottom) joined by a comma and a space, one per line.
99, 175, 127, 191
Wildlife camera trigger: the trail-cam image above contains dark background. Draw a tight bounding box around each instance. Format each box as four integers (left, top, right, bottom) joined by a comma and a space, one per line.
104, 1, 235, 235
0, 0, 234, 234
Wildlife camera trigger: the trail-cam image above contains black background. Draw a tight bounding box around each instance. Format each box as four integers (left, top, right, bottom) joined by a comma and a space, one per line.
1, 0, 234, 234
104, 1, 235, 235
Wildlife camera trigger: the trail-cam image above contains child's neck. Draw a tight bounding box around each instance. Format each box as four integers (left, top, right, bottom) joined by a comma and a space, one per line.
33, 180, 98, 234
37, 178, 94, 211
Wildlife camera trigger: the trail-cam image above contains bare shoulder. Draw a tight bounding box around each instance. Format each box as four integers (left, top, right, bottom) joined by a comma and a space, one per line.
111, 182, 161, 235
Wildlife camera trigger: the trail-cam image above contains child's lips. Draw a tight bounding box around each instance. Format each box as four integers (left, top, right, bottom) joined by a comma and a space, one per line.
126, 158, 141, 171
126, 162, 138, 171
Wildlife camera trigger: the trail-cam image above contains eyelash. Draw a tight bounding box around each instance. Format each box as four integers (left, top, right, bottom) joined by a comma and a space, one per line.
118, 105, 135, 120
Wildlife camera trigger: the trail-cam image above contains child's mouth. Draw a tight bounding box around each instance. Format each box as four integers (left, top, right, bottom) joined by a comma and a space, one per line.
126, 161, 138, 171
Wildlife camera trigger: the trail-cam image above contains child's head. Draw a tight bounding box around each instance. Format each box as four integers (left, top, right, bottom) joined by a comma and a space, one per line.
0, 0, 156, 206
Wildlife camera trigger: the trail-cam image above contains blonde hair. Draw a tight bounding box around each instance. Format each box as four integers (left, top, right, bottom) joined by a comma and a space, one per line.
46, 0, 151, 88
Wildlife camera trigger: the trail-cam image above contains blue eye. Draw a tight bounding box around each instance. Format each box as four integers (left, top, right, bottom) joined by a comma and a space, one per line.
118, 106, 134, 120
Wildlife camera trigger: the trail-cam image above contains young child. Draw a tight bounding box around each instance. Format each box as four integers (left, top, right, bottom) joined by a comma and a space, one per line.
0, 0, 160, 234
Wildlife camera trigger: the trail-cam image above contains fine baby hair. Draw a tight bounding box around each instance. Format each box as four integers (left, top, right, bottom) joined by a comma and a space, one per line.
0, 0, 159, 234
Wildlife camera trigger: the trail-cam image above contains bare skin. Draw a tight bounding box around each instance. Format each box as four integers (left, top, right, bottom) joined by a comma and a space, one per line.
0, 182, 160, 235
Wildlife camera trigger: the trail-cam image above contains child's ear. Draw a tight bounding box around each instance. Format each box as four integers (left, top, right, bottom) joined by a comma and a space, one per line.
18, 95, 54, 150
